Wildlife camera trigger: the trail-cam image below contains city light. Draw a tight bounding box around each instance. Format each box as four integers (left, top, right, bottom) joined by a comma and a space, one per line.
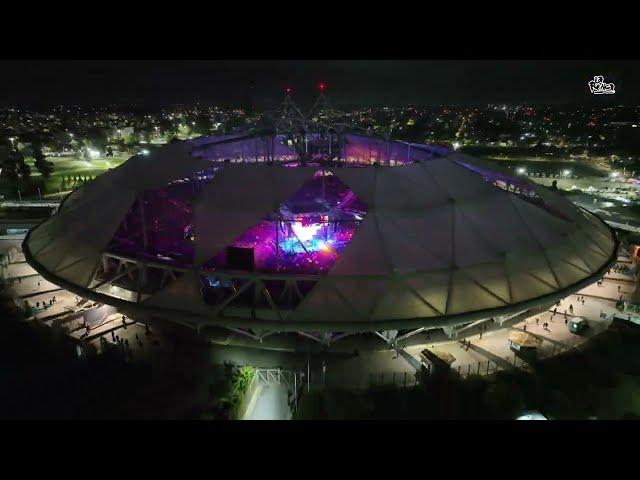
563, 169, 571, 176
87, 148, 100, 159
452, 141, 461, 150
517, 167, 526, 174
141, 149, 150, 155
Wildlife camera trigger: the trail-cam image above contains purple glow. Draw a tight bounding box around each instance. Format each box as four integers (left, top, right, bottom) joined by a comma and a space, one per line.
190, 133, 448, 165
107, 181, 200, 266
106, 166, 367, 275
204, 171, 366, 274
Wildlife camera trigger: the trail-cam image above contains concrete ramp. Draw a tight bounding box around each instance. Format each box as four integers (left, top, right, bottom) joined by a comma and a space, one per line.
244, 384, 291, 420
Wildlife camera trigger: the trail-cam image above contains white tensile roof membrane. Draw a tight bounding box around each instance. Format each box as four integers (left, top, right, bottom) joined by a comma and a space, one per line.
25, 135, 616, 329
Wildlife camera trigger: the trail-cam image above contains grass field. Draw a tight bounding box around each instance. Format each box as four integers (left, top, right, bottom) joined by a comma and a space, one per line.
24, 154, 130, 195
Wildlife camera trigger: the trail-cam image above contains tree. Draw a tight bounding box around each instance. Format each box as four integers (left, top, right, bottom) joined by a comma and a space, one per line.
86, 127, 108, 152
0, 145, 31, 181
221, 116, 245, 134
31, 142, 54, 179
193, 115, 213, 136
159, 118, 178, 137
0, 146, 19, 180
16, 150, 31, 180
123, 132, 138, 146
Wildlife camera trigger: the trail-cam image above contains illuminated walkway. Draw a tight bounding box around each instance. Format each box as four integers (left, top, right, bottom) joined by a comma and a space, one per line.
244, 384, 291, 421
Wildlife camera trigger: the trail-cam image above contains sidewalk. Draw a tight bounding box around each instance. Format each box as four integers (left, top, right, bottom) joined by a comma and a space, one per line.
243, 383, 291, 420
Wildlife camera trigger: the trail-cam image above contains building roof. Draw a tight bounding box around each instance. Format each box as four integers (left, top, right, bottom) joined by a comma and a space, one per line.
23, 134, 618, 333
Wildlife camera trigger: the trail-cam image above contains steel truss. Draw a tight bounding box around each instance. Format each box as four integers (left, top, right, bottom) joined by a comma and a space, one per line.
68, 238, 617, 343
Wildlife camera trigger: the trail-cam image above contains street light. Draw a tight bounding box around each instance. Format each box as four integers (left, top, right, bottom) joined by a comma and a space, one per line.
8, 137, 16, 149
563, 169, 571, 177
517, 167, 526, 175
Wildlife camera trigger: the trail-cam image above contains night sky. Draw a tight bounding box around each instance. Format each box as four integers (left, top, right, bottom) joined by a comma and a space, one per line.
1, 60, 639, 109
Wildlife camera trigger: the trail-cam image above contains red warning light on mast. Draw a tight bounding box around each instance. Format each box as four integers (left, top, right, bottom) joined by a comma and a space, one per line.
285, 86, 292, 95
318, 81, 327, 93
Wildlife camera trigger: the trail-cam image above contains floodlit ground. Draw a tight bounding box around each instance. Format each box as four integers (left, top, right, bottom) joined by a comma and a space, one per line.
22, 154, 130, 196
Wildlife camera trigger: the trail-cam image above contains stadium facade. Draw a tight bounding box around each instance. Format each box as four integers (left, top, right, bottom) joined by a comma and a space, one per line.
23, 132, 618, 345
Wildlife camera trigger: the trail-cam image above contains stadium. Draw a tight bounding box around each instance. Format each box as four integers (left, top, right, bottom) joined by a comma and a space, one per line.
22, 131, 618, 346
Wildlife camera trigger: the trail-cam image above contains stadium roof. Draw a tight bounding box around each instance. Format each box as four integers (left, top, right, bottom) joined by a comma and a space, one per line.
23, 134, 617, 333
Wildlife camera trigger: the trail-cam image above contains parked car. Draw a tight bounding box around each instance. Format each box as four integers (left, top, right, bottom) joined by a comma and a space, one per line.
567, 317, 588, 334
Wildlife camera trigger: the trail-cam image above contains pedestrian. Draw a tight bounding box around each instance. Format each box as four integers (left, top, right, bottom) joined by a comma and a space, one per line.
36, 301, 39, 308
582, 298, 585, 305
554, 307, 557, 315
570, 304, 573, 313
536, 317, 539, 325
565, 317, 568, 324
523, 324, 527, 332
479, 331, 483, 339
37, 281, 40, 287
619, 285, 621, 292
